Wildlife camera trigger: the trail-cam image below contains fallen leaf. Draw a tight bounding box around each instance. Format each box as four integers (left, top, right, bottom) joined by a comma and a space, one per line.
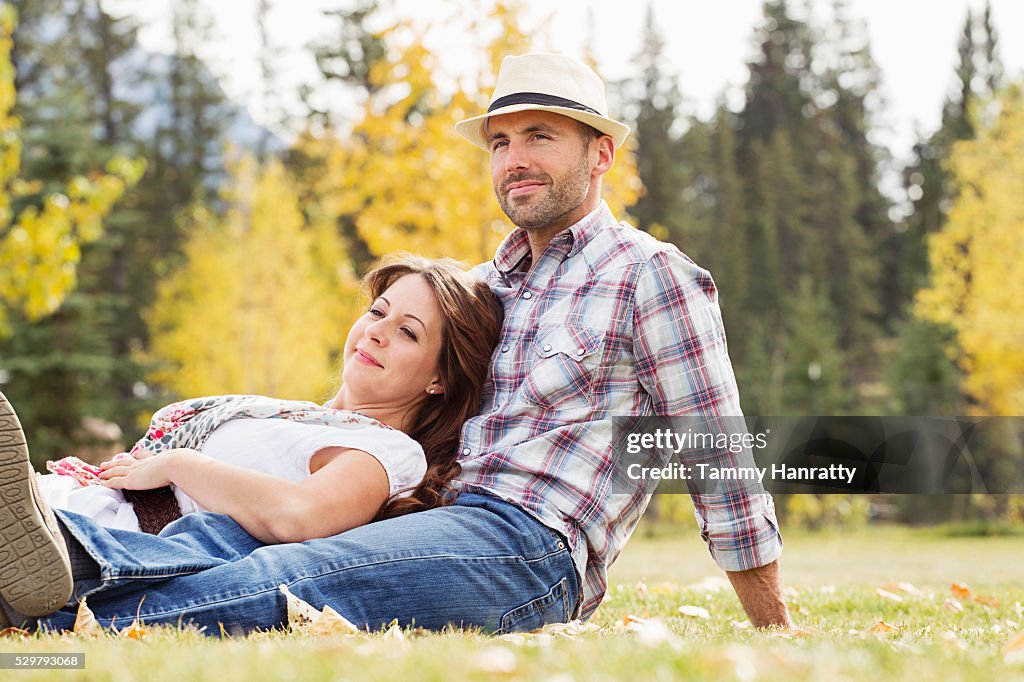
0, 627, 29, 637
882, 581, 921, 596
626, 617, 683, 650
1004, 631, 1024, 665
309, 605, 360, 637
678, 605, 711, 619
73, 597, 105, 638
535, 619, 600, 638
279, 584, 359, 635
770, 626, 817, 639
951, 582, 972, 600
622, 614, 647, 626
382, 620, 405, 640
944, 599, 965, 613
119, 620, 150, 640
471, 645, 518, 673
1003, 630, 1024, 651
876, 588, 903, 603
865, 620, 902, 636
975, 595, 1001, 608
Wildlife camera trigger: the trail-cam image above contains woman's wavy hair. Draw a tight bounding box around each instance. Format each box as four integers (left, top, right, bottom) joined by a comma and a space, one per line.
360, 254, 504, 520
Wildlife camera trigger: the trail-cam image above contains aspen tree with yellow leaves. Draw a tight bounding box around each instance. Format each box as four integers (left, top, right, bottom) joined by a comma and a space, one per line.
293, 2, 640, 267
146, 156, 359, 400
916, 83, 1024, 416
0, 6, 143, 335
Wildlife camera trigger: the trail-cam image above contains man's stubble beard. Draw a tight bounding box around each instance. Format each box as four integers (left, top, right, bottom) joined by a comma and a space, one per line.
496, 150, 592, 231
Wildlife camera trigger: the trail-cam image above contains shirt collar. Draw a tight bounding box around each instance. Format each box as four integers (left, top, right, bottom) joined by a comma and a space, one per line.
492, 201, 616, 274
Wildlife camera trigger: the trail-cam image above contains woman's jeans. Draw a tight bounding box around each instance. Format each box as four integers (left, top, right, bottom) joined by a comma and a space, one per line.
39, 493, 579, 636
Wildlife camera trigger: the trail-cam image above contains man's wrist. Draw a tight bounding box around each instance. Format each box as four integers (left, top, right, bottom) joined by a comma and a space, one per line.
725, 560, 793, 629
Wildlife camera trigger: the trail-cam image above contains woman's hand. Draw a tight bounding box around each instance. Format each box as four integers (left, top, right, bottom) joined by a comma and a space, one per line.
99, 448, 198, 490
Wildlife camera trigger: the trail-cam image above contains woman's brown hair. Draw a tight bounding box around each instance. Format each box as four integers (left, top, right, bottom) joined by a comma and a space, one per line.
359, 254, 504, 519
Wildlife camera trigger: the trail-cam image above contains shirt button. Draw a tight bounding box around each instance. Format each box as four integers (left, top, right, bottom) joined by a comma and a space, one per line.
542, 343, 552, 352
462, 447, 471, 456
576, 348, 585, 356
523, 292, 533, 300
501, 345, 509, 353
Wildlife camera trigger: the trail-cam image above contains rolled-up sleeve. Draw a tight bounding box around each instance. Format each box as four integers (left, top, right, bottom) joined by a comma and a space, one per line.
692, 491, 783, 571
632, 249, 784, 571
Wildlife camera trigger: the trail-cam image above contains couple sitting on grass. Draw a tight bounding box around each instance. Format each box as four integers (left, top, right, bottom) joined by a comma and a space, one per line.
0, 53, 791, 635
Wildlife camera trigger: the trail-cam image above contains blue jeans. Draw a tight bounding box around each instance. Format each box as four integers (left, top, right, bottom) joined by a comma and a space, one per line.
40, 493, 579, 636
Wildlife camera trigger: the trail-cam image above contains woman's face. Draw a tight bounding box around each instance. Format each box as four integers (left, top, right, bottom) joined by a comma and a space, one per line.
339, 274, 445, 409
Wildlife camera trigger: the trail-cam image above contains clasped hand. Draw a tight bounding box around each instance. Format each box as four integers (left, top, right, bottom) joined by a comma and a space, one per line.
98, 448, 196, 490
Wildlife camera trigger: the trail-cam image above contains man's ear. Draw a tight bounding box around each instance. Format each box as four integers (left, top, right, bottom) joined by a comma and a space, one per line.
593, 135, 615, 176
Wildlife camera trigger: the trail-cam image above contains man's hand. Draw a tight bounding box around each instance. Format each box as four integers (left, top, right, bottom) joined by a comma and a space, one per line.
725, 560, 793, 629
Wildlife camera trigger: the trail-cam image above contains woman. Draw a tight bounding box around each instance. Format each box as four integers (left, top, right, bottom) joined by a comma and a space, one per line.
28, 254, 503, 544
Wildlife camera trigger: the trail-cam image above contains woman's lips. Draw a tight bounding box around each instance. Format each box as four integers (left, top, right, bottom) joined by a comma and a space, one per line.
355, 349, 383, 368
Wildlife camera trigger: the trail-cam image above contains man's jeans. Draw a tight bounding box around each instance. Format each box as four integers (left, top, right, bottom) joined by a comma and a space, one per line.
39, 493, 579, 636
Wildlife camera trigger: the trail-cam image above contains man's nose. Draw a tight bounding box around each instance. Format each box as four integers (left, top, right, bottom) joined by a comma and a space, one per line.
504, 141, 529, 172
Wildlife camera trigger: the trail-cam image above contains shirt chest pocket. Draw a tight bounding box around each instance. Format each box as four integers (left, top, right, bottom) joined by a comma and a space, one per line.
521, 325, 605, 411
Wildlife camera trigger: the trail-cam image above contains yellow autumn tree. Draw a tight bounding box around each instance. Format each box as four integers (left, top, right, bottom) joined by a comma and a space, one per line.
293, 1, 640, 267
0, 6, 143, 334
146, 155, 359, 400
916, 82, 1024, 415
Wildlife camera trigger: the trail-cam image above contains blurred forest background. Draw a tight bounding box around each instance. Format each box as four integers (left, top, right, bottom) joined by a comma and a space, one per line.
0, 0, 1021, 529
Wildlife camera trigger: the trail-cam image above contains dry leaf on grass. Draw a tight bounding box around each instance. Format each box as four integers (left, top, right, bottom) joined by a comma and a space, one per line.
944, 599, 965, 613
975, 595, 1001, 608
951, 582, 972, 600
626, 617, 683, 650
73, 597, 105, 638
882, 581, 921, 596
0, 627, 29, 637
534, 619, 600, 638
279, 584, 359, 635
876, 588, 903, 602
622, 614, 647, 626
1004, 632, 1024, 665
864, 620, 903, 636
119, 620, 150, 640
678, 605, 710, 619
769, 626, 817, 639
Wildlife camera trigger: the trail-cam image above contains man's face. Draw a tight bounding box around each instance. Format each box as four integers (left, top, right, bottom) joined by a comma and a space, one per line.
486, 110, 595, 232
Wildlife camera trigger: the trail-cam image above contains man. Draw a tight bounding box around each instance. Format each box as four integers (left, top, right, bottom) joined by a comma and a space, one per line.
0, 53, 790, 633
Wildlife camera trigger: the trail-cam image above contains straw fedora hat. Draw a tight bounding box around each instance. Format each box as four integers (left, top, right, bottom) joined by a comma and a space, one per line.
455, 53, 631, 150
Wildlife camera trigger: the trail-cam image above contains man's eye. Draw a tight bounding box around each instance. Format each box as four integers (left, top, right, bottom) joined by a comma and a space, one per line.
490, 139, 509, 151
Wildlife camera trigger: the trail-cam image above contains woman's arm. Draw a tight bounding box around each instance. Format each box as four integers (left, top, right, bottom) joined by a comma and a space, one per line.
98, 447, 390, 544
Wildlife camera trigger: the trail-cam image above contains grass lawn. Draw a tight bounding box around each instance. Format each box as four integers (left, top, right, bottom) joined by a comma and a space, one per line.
2, 525, 1023, 681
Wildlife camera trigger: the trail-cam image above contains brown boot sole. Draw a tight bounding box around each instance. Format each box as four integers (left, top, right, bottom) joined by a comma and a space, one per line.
0, 392, 73, 616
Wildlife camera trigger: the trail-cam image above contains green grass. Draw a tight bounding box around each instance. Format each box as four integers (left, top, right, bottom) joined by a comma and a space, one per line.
3, 525, 1024, 681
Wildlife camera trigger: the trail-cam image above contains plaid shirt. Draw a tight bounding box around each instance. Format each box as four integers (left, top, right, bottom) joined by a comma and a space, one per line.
455, 202, 783, 620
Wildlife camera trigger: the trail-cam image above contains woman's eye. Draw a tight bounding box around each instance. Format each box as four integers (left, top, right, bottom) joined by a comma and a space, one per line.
369, 308, 385, 318
401, 327, 418, 341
